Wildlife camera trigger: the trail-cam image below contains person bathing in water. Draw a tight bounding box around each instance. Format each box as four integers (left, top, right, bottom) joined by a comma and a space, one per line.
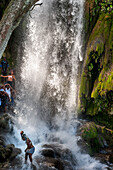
20, 131, 35, 164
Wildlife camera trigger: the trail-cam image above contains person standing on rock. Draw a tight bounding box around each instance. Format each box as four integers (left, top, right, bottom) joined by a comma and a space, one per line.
1, 57, 9, 76
0, 57, 9, 83
20, 131, 35, 164
1, 70, 16, 88
0, 90, 10, 112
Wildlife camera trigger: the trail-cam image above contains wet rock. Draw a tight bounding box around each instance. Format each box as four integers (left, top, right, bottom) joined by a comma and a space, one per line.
36, 156, 64, 170
42, 143, 75, 162
0, 145, 13, 163
44, 158, 64, 170
0, 145, 7, 162
0, 114, 13, 133
41, 148, 55, 158
5, 148, 12, 158
10, 148, 21, 161
0, 139, 5, 146
6, 144, 15, 152
2, 162, 10, 169
79, 122, 113, 153
109, 153, 113, 163
10, 156, 23, 170
0, 142, 21, 165
36, 143, 76, 170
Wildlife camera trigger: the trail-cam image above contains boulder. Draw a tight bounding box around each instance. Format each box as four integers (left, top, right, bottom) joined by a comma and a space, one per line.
36, 143, 76, 170
0, 114, 13, 133
35, 156, 64, 170
41, 148, 55, 158
6, 144, 15, 152
109, 153, 113, 163
10, 148, 21, 161
42, 143, 75, 161
79, 122, 112, 153
0, 139, 5, 146
0, 143, 21, 164
0, 145, 7, 162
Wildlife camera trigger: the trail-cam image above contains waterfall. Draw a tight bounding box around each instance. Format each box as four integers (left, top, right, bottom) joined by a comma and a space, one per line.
9, 0, 107, 169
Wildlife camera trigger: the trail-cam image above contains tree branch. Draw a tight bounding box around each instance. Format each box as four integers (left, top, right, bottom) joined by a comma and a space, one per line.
30, 3, 43, 11
0, 0, 40, 59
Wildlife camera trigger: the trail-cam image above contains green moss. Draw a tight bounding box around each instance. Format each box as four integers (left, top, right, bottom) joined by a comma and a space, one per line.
92, 70, 113, 98
80, 9, 113, 112
86, 100, 98, 116
96, 42, 104, 56
79, 72, 87, 98
82, 123, 105, 153
79, 0, 113, 137
93, 112, 113, 130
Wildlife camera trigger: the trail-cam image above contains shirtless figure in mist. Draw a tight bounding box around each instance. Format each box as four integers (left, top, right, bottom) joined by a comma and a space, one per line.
1, 70, 16, 87
20, 131, 35, 164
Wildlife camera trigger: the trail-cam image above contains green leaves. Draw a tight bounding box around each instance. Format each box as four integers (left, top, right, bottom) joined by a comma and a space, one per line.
88, 63, 94, 71
95, 0, 98, 5
92, 0, 113, 17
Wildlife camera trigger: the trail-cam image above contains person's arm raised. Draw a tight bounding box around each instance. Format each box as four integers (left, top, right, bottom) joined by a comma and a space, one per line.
0, 75, 8, 77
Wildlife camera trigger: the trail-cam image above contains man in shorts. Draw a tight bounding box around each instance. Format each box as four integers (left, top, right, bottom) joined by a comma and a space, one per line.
20, 131, 35, 164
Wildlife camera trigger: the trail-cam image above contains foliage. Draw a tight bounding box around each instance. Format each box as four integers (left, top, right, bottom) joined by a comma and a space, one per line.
81, 122, 113, 155
82, 123, 105, 153
93, 0, 113, 15
87, 51, 101, 78
100, 0, 113, 13
80, 0, 113, 138
86, 91, 113, 129
92, 71, 113, 98
93, 111, 113, 129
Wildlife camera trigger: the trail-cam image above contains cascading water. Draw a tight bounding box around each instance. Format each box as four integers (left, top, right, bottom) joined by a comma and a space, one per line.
8, 0, 108, 169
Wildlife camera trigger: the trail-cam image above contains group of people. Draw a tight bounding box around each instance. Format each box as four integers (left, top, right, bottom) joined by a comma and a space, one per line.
0, 57, 16, 112
0, 57, 35, 164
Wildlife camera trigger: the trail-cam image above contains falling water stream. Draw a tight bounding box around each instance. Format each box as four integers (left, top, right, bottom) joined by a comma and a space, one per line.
7, 0, 108, 169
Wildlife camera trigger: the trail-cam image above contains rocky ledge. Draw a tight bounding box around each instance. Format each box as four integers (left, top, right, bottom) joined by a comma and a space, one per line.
0, 113, 21, 169
35, 143, 77, 170
78, 121, 113, 168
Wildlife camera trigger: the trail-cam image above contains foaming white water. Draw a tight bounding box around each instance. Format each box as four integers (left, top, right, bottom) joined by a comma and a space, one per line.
10, 0, 107, 169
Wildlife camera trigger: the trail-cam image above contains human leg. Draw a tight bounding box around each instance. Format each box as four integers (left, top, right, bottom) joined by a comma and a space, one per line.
26, 147, 35, 163
25, 153, 28, 162
29, 153, 32, 163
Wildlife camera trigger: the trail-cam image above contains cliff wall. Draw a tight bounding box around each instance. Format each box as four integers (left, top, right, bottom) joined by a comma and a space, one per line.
79, 0, 113, 129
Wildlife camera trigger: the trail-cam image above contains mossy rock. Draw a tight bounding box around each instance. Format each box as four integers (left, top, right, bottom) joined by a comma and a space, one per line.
79, 10, 113, 121
6, 144, 15, 152
80, 122, 104, 153
0, 146, 7, 163
86, 99, 98, 116
80, 122, 113, 154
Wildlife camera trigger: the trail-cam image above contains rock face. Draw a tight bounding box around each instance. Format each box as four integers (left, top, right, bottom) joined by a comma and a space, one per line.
0, 114, 21, 169
0, 144, 21, 163
109, 153, 113, 163
79, 121, 113, 165
35, 143, 76, 170
79, 0, 113, 129
0, 0, 11, 20
0, 114, 12, 132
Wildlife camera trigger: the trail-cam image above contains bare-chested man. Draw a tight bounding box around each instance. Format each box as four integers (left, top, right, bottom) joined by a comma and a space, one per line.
1, 70, 16, 88
20, 131, 35, 164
